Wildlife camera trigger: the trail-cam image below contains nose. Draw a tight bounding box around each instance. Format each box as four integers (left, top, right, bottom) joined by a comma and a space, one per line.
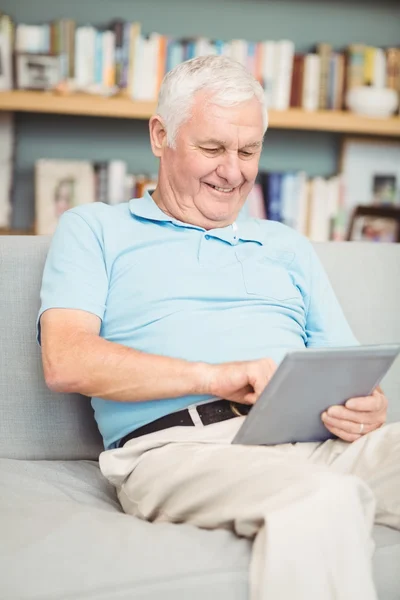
216, 152, 243, 187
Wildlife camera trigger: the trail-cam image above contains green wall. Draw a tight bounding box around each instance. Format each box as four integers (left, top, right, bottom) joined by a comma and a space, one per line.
4, 0, 400, 229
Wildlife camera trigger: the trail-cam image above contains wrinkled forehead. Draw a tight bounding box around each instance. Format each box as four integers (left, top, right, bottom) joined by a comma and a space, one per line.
183, 94, 265, 146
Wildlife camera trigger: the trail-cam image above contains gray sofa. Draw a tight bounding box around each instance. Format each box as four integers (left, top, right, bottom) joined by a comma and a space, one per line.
1, 235, 399, 600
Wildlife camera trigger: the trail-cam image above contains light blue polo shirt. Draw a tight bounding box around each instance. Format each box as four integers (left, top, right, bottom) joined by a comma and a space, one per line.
37, 192, 358, 450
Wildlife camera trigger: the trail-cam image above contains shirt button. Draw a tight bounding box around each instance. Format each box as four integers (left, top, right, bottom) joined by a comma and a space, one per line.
205, 235, 210, 240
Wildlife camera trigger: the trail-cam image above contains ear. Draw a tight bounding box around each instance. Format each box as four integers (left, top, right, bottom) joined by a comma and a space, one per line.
149, 115, 167, 158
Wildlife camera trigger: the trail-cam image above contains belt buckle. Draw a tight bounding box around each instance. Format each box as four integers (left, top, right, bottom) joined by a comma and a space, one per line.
230, 401, 248, 417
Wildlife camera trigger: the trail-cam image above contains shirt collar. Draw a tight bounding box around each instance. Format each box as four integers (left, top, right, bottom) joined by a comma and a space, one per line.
129, 192, 265, 245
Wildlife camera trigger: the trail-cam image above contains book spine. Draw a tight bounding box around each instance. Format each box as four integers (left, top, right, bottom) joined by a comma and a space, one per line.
294, 171, 308, 236
327, 54, 336, 110
308, 177, 330, 242
67, 20, 76, 79
103, 29, 115, 88
0, 14, 14, 90
262, 41, 276, 109
364, 46, 375, 86
386, 48, 400, 92
107, 160, 127, 205
373, 48, 386, 88
156, 34, 167, 94
254, 42, 263, 85
230, 39, 247, 66
127, 22, 141, 97
94, 30, 102, 85
267, 172, 283, 222
93, 161, 108, 203
147, 33, 160, 101
302, 54, 321, 112
273, 40, 295, 111
316, 43, 332, 110
280, 172, 297, 228
334, 53, 345, 110
74, 27, 85, 88
344, 44, 365, 105
120, 21, 131, 89
111, 20, 124, 88
290, 54, 304, 108
246, 41, 256, 79
59, 19, 69, 80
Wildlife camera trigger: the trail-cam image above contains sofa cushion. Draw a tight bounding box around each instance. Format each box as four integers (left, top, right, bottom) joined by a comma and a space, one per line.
0, 236, 103, 461
0, 458, 399, 600
313, 242, 400, 423
0, 458, 250, 600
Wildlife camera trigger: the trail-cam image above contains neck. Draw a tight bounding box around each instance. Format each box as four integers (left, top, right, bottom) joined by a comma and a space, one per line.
151, 186, 236, 230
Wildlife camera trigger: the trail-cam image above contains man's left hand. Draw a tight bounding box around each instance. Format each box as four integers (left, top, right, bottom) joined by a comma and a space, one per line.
321, 387, 388, 442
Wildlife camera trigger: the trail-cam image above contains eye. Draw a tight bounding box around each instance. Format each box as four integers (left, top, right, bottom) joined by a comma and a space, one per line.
200, 147, 221, 155
239, 150, 254, 158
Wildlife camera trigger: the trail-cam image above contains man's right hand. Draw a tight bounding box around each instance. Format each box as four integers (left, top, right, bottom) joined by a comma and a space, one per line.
203, 358, 277, 406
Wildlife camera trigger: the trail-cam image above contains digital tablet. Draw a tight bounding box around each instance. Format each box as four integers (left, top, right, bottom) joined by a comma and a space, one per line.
232, 344, 400, 446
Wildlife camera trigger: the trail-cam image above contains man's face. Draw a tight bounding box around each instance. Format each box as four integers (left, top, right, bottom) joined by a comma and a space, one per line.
155, 92, 265, 228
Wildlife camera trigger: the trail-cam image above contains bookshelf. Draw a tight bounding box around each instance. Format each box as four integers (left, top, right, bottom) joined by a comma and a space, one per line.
1, 91, 399, 138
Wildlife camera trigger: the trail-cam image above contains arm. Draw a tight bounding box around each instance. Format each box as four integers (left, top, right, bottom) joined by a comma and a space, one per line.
41, 308, 277, 404
41, 308, 208, 400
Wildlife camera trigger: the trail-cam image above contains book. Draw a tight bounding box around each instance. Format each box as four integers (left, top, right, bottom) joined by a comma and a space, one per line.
290, 54, 305, 108
302, 54, 321, 112
265, 172, 283, 222
315, 43, 332, 110
93, 161, 108, 203
308, 177, 332, 242
273, 40, 295, 110
246, 178, 267, 219
0, 112, 14, 228
0, 13, 14, 90
261, 41, 276, 109
34, 159, 95, 235
107, 160, 127, 204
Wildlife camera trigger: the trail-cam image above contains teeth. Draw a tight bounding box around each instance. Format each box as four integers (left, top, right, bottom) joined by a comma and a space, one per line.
211, 185, 233, 193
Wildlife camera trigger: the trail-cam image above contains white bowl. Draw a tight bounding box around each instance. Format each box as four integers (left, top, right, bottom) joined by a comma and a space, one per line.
346, 86, 399, 118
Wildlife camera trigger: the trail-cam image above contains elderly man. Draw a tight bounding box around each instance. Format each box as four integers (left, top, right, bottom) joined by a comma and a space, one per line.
38, 56, 399, 600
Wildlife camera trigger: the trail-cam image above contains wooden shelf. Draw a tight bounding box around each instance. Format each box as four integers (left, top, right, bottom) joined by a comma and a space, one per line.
0, 228, 35, 235
0, 90, 399, 137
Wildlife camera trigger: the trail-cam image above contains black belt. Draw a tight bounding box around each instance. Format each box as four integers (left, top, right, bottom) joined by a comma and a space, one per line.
118, 400, 251, 448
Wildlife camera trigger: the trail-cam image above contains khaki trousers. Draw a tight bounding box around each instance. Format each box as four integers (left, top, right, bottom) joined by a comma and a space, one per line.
99, 416, 400, 600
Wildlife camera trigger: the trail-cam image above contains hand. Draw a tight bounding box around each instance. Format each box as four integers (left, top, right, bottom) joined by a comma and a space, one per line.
205, 358, 277, 406
321, 387, 388, 442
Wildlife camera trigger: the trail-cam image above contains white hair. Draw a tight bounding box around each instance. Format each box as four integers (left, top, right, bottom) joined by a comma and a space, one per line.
156, 55, 268, 148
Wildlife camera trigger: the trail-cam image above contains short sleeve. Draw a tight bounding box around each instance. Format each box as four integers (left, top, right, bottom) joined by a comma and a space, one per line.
304, 244, 359, 348
36, 209, 109, 345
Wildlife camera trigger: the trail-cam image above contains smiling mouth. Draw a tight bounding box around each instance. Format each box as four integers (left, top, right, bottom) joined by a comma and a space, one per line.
204, 182, 236, 194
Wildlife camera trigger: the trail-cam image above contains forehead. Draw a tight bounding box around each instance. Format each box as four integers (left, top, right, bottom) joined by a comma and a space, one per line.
183, 92, 265, 143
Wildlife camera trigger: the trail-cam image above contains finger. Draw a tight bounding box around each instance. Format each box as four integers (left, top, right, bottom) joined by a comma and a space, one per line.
345, 394, 384, 412
322, 412, 376, 436
244, 392, 258, 405
233, 386, 255, 404
326, 405, 380, 425
247, 375, 268, 399
323, 422, 362, 443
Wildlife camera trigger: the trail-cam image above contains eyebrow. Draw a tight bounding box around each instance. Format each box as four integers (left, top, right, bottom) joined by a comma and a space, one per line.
241, 141, 263, 149
198, 139, 263, 149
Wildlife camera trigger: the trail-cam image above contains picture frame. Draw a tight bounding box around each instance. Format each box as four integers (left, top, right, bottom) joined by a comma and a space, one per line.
339, 137, 400, 233
347, 205, 400, 243
35, 160, 96, 235
15, 52, 62, 91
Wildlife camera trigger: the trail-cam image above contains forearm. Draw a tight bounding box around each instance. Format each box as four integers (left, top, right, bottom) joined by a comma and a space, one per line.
47, 332, 211, 402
